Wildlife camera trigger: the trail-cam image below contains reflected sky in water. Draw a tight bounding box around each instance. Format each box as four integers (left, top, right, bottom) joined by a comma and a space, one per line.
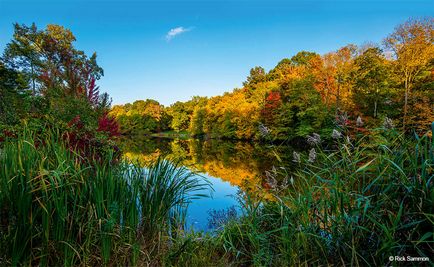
186, 173, 239, 231
121, 137, 297, 231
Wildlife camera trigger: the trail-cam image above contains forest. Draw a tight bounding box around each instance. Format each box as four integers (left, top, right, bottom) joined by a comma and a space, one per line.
0, 17, 433, 266
110, 18, 433, 141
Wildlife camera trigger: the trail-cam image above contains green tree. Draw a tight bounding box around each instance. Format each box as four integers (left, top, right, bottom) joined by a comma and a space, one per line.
281, 78, 333, 138
243, 66, 266, 88
0, 60, 30, 125
290, 51, 318, 66
3, 23, 107, 127
167, 101, 191, 132
190, 107, 206, 137
3, 23, 43, 96
352, 47, 392, 118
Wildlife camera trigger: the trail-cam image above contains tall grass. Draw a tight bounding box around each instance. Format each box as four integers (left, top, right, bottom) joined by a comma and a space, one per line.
0, 128, 209, 266
216, 127, 433, 266
1, 126, 432, 266
138, 158, 211, 237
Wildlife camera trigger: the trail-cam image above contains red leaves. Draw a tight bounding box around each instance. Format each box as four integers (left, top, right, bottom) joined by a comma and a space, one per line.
77, 85, 84, 95
67, 115, 84, 129
3, 130, 15, 138
97, 113, 120, 137
86, 77, 100, 106
265, 91, 282, 110
261, 91, 282, 122
335, 114, 349, 127
0, 130, 16, 144
63, 115, 120, 164
39, 71, 51, 88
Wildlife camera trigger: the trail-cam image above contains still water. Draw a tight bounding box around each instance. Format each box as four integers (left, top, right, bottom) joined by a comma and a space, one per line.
121, 137, 294, 231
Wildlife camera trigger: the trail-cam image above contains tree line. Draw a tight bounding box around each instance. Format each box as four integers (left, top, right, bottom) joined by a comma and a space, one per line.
110, 18, 433, 140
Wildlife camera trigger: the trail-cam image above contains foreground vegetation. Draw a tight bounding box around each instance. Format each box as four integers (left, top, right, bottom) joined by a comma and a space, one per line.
214, 126, 433, 266
160, 125, 433, 266
0, 123, 432, 266
0, 129, 209, 266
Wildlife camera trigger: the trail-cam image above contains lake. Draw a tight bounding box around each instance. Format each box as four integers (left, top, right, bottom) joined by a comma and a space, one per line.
120, 137, 295, 231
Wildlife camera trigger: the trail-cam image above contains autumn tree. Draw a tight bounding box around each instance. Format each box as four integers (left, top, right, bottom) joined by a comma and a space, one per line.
310, 53, 336, 107
384, 17, 434, 129
332, 44, 358, 112
281, 78, 333, 138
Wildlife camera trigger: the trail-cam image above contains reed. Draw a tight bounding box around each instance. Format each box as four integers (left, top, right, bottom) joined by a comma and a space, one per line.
217, 127, 433, 266
0, 128, 209, 266
1, 126, 432, 266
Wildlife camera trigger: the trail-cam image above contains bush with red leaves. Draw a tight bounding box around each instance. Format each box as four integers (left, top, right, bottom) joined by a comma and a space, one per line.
0, 130, 17, 144
261, 91, 282, 122
97, 112, 120, 137
63, 115, 120, 164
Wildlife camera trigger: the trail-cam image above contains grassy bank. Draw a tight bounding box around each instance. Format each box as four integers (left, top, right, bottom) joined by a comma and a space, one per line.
219, 129, 432, 266
0, 129, 209, 266
0, 126, 432, 266
163, 126, 434, 266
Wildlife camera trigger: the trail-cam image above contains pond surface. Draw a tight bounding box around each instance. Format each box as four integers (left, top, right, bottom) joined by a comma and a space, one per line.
121, 137, 295, 231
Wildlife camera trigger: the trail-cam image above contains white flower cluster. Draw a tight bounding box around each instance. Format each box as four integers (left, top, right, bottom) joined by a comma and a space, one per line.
307, 133, 321, 146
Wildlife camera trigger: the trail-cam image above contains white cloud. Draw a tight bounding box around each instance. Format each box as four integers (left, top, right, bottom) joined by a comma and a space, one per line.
165, 26, 192, 41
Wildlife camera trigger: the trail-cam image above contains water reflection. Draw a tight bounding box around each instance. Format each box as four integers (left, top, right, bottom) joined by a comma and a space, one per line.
120, 137, 293, 230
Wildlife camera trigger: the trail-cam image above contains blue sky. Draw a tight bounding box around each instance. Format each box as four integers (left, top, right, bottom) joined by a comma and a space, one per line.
0, 0, 433, 106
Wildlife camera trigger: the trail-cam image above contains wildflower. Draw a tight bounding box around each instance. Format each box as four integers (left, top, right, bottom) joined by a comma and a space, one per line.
281, 176, 289, 190
383, 116, 394, 130
307, 133, 321, 146
336, 112, 349, 128
356, 116, 363, 127
258, 123, 271, 137
308, 148, 316, 163
292, 151, 301, 163
345, 135, 352, 146
265, 170, 278, 189
331, 129, 342, 139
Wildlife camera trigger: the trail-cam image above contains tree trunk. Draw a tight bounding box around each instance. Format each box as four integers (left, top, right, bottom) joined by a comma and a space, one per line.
374, 87, 379, 118
336, 80, 341, 115
325, 78, 330, 107
374, 101, 377, 118
403, 76, 408, 130
31, 62, 36, 96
